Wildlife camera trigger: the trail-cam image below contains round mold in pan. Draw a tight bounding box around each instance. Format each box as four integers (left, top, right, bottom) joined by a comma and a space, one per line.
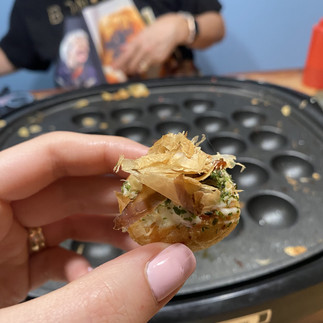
115, 124, 151, 145
271, 150, 315, 179
232, 106, 267, 128
195, 112, 229, 134
184, 97, 215, 114
0, 77, 322, 297
249, 126, 288, 151
148, 101, 180, 120
247, 191, 298, 228
227, 157, 270, 190
110, 106, 144, 125
208, 132, 248, 155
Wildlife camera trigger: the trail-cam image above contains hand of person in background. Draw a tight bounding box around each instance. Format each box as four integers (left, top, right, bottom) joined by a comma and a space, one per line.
113, 13, 189, 75
0, 132, 196, 322
112, 11, 225, 76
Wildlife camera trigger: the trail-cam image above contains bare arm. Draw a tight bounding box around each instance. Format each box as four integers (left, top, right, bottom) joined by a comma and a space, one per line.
191, 11, 225, 49
0, 48, 16, 75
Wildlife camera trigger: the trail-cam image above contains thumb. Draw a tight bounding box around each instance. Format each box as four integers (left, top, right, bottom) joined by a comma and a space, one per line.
2, 243, 196, 322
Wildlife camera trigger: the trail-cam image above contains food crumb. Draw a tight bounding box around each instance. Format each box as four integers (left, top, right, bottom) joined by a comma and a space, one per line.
74, 99, 89, 109
284, 246, 307, 257
234, 258, 244, 268
128, 83, 150, 98
17, 127, 30, 138
299, 100, 307, 110
255, 259, 271, 266
312, 172, 321, 181
99, 122, 109, 130
81, 117, 96, 127
101, 83, 149, 102
102, 91, 113, 101
0, 119, 7, 128
286, 176, 298, 187
114, 88, 130, 100
281, 105, 291, 117
29, 124, 42, 134
251, 98, 259, 105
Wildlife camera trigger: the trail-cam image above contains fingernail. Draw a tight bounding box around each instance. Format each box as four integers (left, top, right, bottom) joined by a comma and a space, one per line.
146, 244, 196, 302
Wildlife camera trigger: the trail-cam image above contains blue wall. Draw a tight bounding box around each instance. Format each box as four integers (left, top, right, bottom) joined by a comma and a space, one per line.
196, 0, 323, 75
0, 0, 322, 91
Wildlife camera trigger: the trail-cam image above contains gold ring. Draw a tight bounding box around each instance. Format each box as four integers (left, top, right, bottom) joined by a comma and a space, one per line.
139, 61, 148, 73
28, 227, 46, 253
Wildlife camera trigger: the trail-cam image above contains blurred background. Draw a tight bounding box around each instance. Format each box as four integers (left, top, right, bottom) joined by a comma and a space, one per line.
0, 0, 323, 91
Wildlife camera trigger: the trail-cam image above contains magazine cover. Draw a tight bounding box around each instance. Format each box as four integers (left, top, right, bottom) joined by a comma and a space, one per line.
83, 0, 146, 83
55, 15, 106, 88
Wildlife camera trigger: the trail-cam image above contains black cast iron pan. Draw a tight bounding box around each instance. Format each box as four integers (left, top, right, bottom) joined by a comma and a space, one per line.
0, 76, 322, 321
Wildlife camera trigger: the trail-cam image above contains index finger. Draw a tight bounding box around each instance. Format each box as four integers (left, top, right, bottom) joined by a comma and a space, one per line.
112, 42, 138, 70
0, 132, 148, 201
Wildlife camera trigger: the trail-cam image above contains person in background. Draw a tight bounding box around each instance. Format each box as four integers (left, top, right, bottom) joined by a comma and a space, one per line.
0, 0, 224, 88
0, 131, 196, 321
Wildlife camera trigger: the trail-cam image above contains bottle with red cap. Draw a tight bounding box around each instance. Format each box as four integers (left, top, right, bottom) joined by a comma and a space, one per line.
303, 18, 323, 89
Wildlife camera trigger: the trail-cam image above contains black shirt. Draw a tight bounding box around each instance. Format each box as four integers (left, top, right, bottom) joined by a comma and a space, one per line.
1, 0, 221, 71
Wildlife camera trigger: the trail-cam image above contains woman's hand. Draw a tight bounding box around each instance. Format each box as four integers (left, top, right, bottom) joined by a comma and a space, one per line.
113, 11, 225, 76
0, 132, 196, 322
113, 13, 189, 75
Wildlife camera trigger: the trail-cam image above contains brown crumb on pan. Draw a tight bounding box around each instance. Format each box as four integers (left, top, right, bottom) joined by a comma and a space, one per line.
281, 105, 291, 117
81, 117, 96, 127
251, 98, 259, 105
299, 100, 307, 110
285, 176, 300, 191
128, 83, 150, 98
113, 88, 130, 100
101, 83, 150, 102
102, 92, 113, 101
74, 99, 89, 109
29, 124, 42, 134
312, 172, 321, 181
286, 176, 298, 187
284, 246, 307, 257
17, 127, 30, 138
0, 119, 7, 128
99, 122, 109, 130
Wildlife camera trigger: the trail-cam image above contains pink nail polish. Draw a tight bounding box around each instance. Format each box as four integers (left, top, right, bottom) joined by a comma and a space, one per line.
146, 244, 196, 302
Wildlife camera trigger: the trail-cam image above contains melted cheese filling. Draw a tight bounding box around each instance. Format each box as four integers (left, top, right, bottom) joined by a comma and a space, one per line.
141, 201, 202, 228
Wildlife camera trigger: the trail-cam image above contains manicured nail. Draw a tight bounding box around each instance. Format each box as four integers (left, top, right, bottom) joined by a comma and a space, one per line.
146, 244, 196, 302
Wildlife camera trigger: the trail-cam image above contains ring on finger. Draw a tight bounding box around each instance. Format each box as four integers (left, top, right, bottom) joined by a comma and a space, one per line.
139, 60, 149, 73
28, 227, 46, 253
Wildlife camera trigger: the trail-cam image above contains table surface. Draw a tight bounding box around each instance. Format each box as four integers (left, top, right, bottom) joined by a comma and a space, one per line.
32, 69, 320, 100
230, 68, 319, 96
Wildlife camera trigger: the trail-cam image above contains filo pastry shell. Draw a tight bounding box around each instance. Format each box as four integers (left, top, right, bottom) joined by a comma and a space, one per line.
114, 132, 243, 251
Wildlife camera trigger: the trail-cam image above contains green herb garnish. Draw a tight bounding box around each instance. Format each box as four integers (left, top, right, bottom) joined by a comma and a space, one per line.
173, 206, 187, 215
